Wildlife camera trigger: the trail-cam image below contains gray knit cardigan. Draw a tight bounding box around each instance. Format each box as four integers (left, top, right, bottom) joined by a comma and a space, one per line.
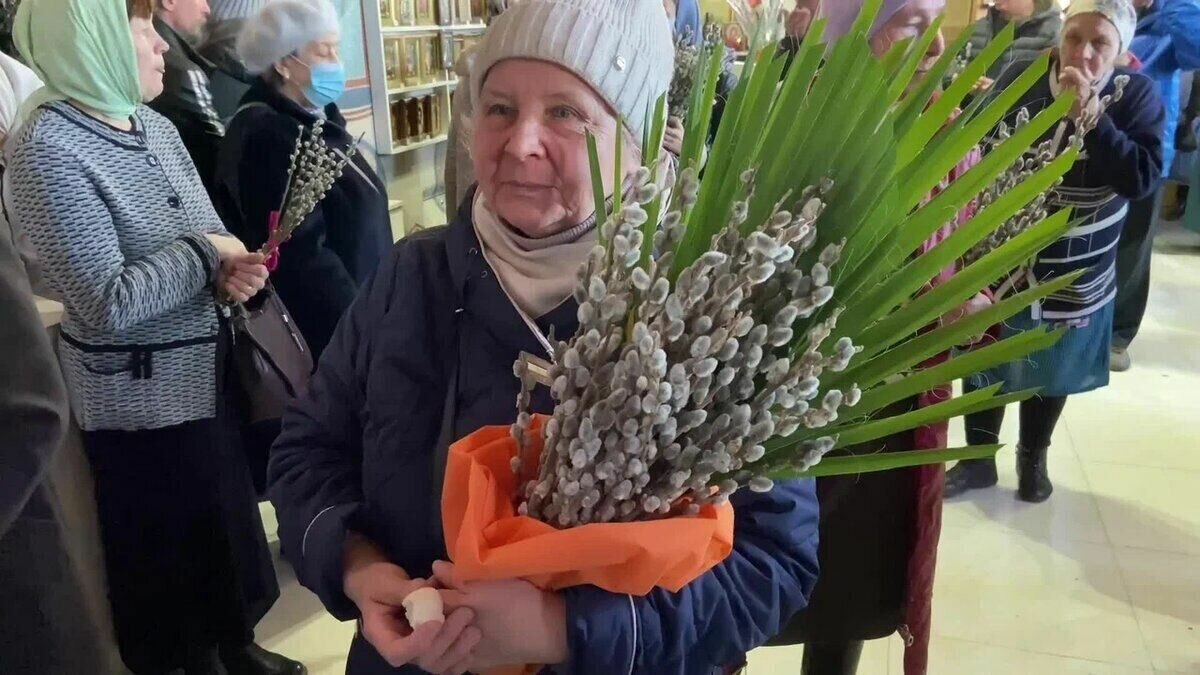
5, 102, 227, 432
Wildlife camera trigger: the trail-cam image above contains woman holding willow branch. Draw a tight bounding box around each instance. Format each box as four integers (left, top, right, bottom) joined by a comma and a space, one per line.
3, 0, 302, 673
214, 0, 391, 360
268, 1, 820, 674
946, 0, 1165, 502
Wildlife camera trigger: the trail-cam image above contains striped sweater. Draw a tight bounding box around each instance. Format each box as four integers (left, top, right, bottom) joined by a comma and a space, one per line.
990, 60, 1165, 321
5, 102, 227, 432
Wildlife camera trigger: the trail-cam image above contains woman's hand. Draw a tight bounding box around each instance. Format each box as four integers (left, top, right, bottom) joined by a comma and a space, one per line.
344, 537, 482, 674
663, 116, 685, 156
204, 233, 250, 261
940, 291, 992, 345
433, 561, 568, 671
786, 0, 819, 39
1060, 66, 1100, 120
218, 253, 269, 304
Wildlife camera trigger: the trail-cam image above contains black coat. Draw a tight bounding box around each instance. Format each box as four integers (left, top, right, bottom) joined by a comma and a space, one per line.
967, 7, 1063, 81
149, 18, 225, 194
197, 19, 256, 124
213, 79, 392, 358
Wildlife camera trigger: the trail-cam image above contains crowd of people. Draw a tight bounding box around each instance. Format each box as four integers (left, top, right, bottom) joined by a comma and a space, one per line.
0, 0, 1189, 674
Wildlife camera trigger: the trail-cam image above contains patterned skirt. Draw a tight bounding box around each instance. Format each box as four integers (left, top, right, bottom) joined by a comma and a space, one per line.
967, 301, 1115, 398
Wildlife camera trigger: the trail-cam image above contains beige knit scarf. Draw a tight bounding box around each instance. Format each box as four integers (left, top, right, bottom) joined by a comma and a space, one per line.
472, 191, 600, 319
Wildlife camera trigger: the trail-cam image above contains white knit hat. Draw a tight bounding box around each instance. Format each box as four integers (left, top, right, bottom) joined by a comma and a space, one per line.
237, 0, 341, 75
211, 0, 269, 21
1065, 0, 1138, 53
469, 0, 675, 142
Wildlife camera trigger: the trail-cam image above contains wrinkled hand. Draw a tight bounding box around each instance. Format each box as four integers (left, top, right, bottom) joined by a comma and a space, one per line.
663, 116, 685, 156
433, 561, 568, 672
1059, 66, 1099, 120
344, 543, 481, 674
786, 0, 819, 39
218, 253, 269, 304
940, 291, 992, 345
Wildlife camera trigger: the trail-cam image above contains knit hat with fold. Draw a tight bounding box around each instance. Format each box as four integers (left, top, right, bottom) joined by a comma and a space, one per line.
468, 0, 675, 143
211, 0, 269, 21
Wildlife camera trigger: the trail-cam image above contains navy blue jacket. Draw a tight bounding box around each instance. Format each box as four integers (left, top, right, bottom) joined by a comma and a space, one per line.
213, 78, 392, 358
268, 196, 821, 675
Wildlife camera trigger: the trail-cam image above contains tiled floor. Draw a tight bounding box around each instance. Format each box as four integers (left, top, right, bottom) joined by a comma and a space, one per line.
256, 228, 1200, 673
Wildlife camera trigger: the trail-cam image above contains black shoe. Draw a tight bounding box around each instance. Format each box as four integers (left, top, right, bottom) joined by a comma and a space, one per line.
184, 648, 229, 675
220, 644, 306, 675
943, 458, 998, 498
1016, 445, 1053, 503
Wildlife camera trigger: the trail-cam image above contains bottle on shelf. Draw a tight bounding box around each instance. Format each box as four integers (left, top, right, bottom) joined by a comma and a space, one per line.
397, 0, 415, 26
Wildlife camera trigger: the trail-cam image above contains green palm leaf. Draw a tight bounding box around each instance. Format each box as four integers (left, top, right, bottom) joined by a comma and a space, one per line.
581, 0, 1079, 480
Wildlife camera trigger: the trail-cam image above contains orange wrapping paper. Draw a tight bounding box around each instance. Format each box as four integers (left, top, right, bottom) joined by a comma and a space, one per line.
442, 415, 736, 596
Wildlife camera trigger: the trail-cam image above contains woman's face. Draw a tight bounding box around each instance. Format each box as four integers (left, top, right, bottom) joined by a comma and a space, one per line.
472, 59, 639, 238
869, 0, 947, 74
131, 16, 169, 102
994, 0, 1037, 21
1060, 14, 1121, 83
278, 35, 341, 90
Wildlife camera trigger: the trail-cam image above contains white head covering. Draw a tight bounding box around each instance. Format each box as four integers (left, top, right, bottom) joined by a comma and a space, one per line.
211, 0, 270, 21
237, 0, 341, 75
1065, 0, 1138, 53
0, 52, 42, 139
468, 0, 675, 143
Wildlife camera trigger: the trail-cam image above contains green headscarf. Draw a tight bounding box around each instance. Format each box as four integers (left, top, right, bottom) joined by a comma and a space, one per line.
13, 0, 141, 125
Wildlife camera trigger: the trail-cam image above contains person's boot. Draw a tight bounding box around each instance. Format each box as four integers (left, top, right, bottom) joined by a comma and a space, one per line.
943, 457, 998, 498
220, 644, 306, 675
800, 640, 863, 675
1110, 347, 1132, 372
1016, 445, 1053, 503
183, 647, 229, 675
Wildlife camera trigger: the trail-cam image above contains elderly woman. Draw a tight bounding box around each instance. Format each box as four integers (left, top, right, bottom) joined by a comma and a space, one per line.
5, 1, 304, 674
967, 0, 1063, 90
214, 0, 391, 360
268, 1, 820, 674
948, 0, 1164, 502
774, 2, 987, 674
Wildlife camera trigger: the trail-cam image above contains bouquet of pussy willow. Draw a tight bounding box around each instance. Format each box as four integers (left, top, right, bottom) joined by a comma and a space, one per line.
261, 119, 358, 265
437, 0, 1086, 606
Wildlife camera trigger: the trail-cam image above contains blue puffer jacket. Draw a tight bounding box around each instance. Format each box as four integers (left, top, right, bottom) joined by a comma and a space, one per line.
268, 194, 822, 675
675, 0, 703, 45
1130, 0, 1200, 170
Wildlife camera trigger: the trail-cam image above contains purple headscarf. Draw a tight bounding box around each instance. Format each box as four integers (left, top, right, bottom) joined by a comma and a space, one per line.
818, 0, 912, 45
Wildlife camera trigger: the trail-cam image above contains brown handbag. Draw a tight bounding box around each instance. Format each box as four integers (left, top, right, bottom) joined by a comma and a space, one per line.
229, 283, 313, 424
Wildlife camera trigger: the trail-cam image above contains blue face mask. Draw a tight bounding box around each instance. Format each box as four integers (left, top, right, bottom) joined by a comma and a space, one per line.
294, 58, 346, 108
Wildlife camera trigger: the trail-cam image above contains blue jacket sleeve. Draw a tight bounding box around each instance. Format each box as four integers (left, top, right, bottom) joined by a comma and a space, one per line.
1086, 75, 1166, 201
553, 479, 820, 675
267, 245, 401, 621
1163, 0, 1200, 71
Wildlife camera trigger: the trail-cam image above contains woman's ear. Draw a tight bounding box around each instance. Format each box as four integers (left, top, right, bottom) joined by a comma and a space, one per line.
274, 61, 291, 82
